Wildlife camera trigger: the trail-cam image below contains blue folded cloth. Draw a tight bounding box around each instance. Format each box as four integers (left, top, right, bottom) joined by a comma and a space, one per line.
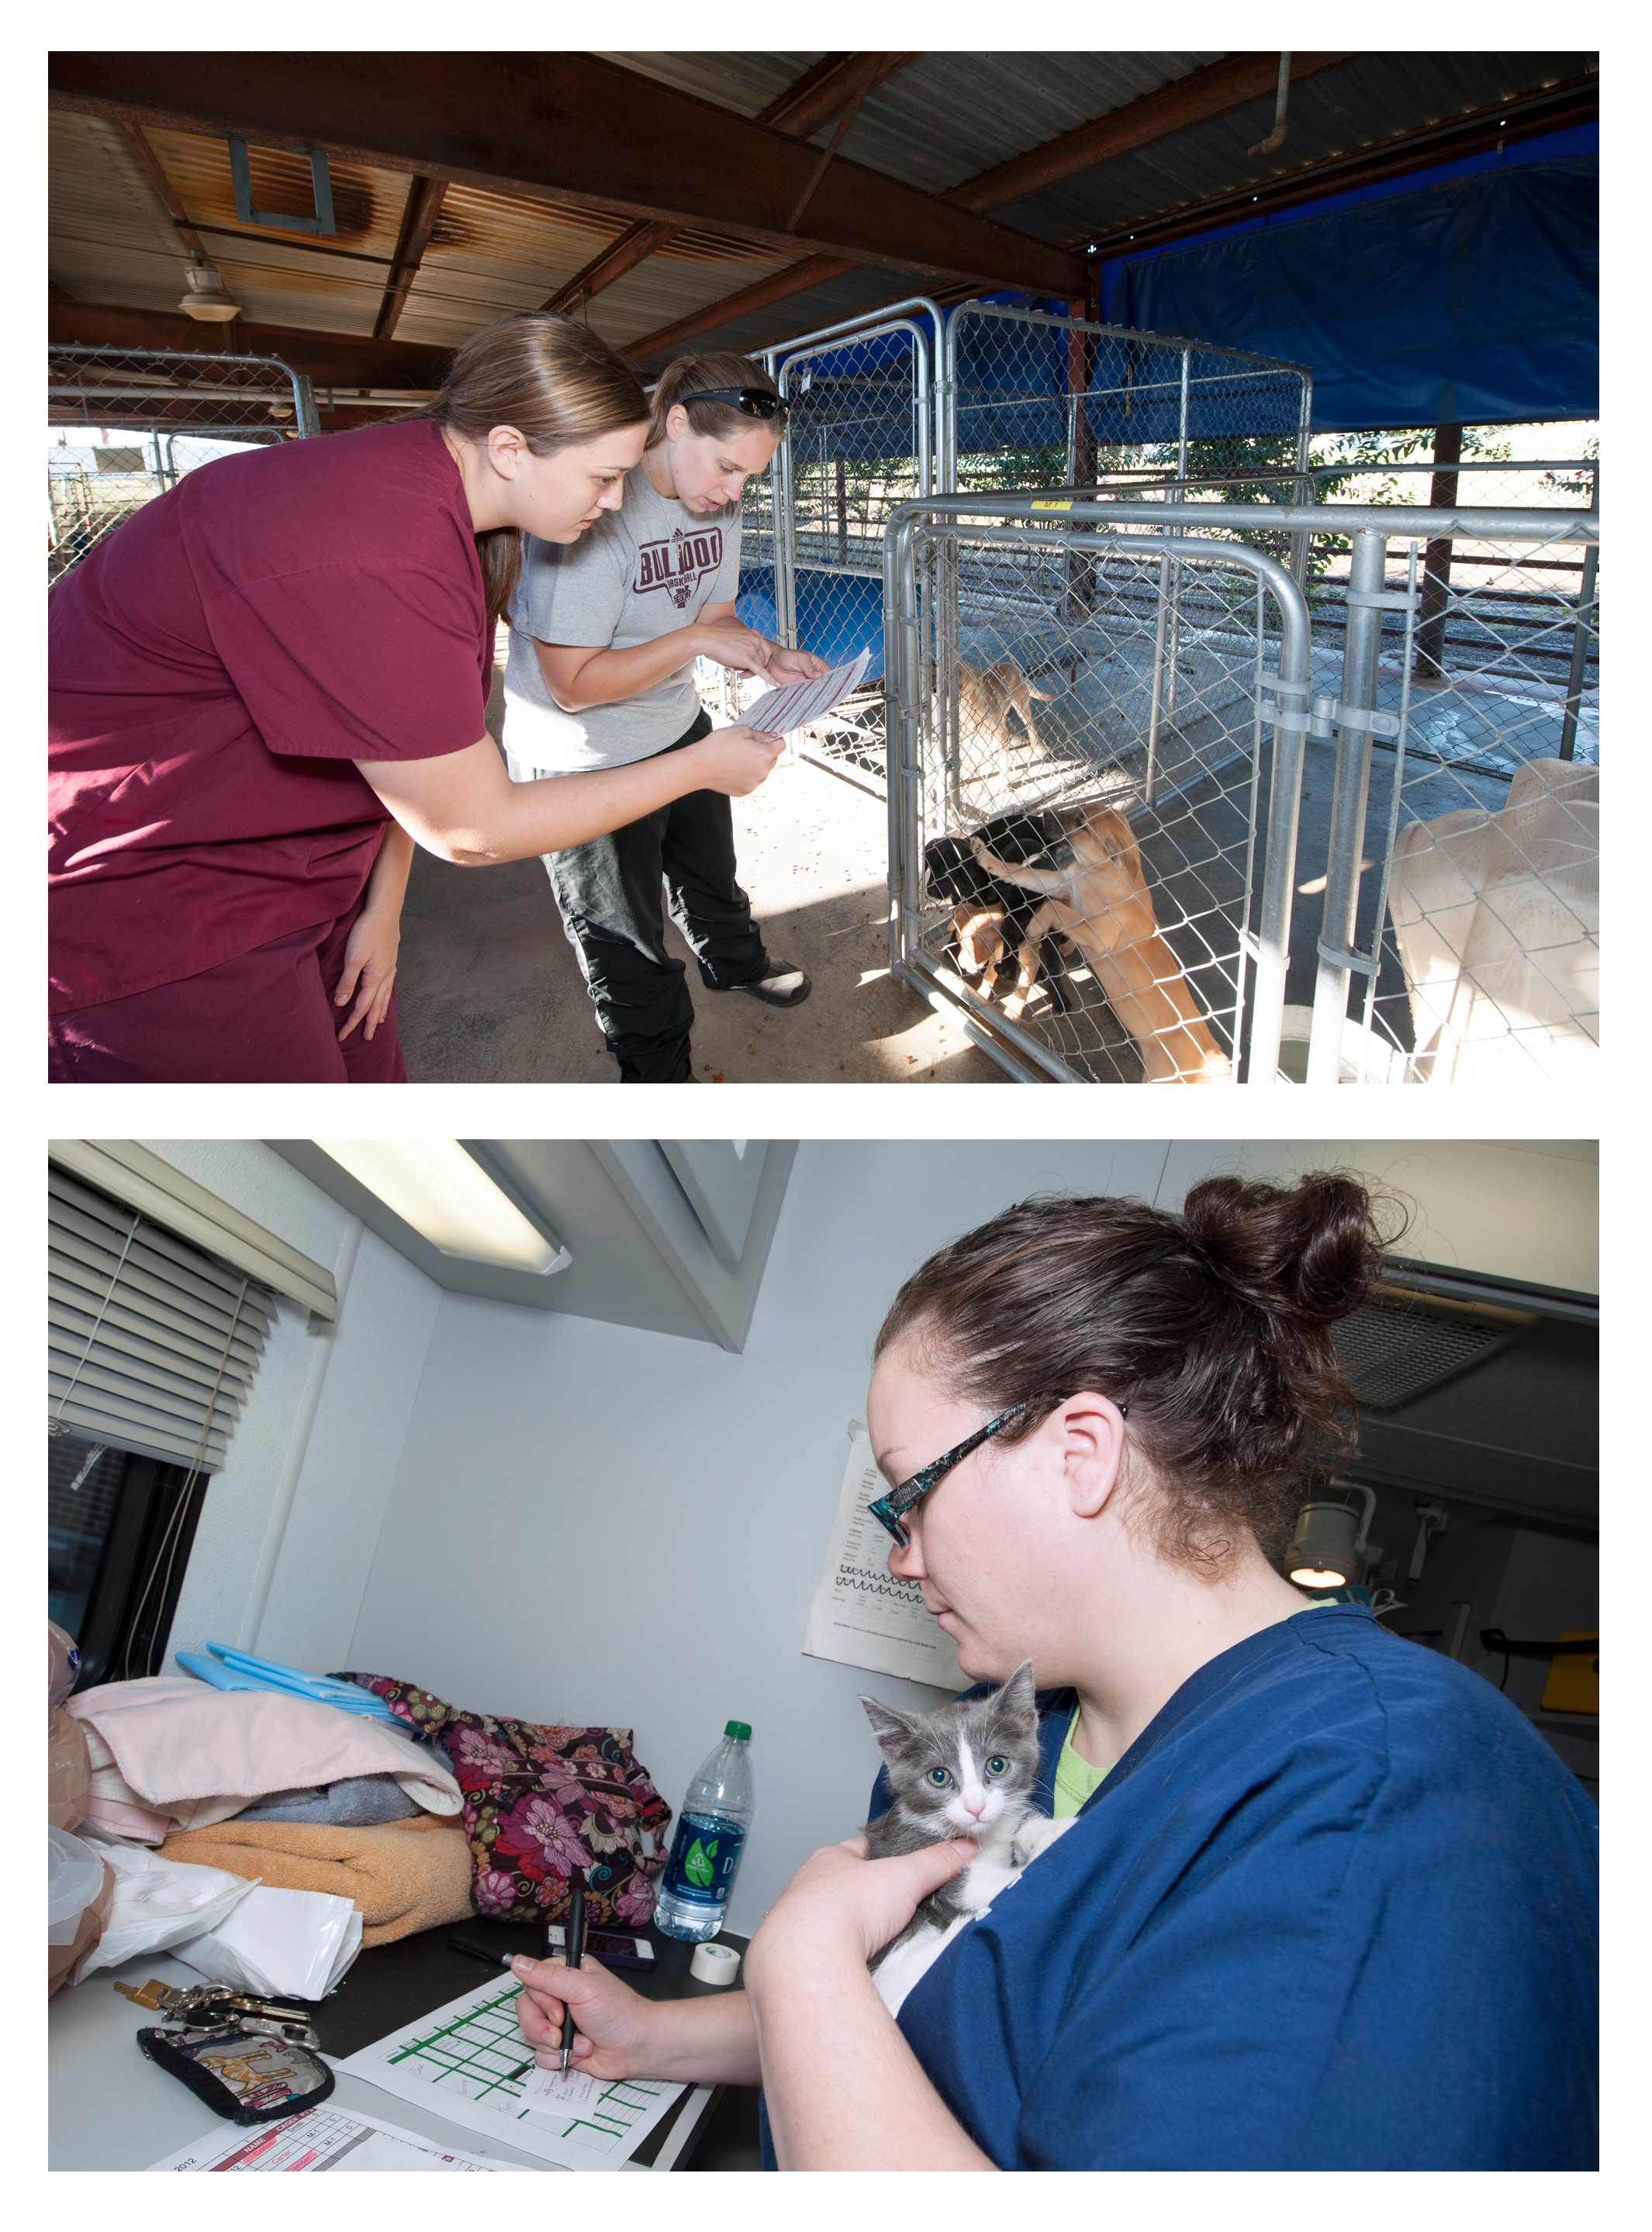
175, 1645, 406, 1726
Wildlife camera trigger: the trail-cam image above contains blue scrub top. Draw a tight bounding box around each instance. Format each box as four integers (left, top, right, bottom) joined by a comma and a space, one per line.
761, 1606, 1597, 2169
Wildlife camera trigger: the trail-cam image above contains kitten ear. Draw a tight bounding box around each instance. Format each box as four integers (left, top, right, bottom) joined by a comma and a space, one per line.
859, 1693, 923, 1750
996, 1659, 1038, 1714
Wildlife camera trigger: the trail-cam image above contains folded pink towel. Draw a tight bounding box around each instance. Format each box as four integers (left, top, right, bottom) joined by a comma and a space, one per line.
68, 1676, 461, 1843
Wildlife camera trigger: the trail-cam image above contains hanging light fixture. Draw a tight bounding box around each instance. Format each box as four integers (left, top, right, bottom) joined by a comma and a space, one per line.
178, 264, 240, 322
1286, 1482, 1377, 1589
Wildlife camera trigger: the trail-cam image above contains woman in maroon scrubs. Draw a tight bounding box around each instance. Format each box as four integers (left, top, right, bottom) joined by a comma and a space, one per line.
47, 312, 782, 1082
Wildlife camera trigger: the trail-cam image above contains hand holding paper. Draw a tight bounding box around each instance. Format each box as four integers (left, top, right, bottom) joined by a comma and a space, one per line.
745, 649, 873, 737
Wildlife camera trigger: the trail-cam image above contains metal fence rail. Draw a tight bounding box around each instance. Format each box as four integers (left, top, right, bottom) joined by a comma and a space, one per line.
883, 495, 1598, 1087
944, 300, 1312, 496
47, 344, 317, 582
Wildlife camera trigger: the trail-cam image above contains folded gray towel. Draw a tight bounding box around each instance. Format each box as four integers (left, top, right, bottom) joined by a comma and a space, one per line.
233, 1773, 423, 1826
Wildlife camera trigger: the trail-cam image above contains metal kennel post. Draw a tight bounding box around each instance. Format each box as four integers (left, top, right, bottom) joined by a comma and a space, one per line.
737, 300, 944, 793
48, 344, 317, 581
885, 494, 1315, 1087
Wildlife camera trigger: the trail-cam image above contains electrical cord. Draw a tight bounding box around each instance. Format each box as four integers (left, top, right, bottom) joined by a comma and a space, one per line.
121, 1274, 252, 1680
1477, 1629, 1598, 1699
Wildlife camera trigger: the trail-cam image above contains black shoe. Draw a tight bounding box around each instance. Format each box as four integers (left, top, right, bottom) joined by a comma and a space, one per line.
720, 959, 812, 1008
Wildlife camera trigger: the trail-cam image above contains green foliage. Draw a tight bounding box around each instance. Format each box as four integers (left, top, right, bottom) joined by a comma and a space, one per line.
957, 446, 1070, 491
1539, 434, 1599, 501
1308, 424, 1515, 506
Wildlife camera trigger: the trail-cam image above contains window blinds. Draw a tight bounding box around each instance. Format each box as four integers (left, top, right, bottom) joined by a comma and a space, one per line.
48, 1165, 274, 1474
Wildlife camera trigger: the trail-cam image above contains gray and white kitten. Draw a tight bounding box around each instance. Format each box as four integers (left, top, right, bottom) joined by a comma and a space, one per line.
859, 1660, 1073, 2016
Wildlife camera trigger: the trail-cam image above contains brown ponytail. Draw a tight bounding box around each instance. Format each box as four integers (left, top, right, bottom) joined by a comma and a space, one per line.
875, 1175, 1403, 1573
416, 312, 649, 633
645, 350, 781, 451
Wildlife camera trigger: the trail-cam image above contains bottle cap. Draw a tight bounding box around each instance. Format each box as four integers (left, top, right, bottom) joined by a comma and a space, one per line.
724, 1720, 752, 1740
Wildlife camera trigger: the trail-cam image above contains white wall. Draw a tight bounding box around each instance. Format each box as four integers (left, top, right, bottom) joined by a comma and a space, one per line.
138, 1142, 443, 1676
347, 1137, 1596, 1936
1157, 1138, 1598, 1294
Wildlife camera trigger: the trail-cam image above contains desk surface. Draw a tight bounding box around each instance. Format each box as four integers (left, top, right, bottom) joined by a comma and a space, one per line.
50, 1918, 762, 2172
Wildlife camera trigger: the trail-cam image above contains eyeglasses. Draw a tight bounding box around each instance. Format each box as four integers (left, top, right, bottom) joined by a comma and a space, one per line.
866, 1397, 1127, 1549
677, 386, 788, 423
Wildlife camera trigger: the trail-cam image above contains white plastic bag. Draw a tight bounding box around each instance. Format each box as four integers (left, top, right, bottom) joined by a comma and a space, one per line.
174, 1885, 363, 1999
47, 1827, 106, 1946
69, 1833, 257, 1983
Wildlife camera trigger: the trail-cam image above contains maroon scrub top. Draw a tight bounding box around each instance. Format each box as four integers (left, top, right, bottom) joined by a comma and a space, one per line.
49, 417, 490, 1012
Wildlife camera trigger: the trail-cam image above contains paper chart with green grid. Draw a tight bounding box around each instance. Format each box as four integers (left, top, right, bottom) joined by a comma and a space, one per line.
336, 1974, 686, 2171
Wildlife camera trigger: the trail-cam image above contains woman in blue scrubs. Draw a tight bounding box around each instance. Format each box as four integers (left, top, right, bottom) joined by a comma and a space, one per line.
512, 1173, 1598, 2170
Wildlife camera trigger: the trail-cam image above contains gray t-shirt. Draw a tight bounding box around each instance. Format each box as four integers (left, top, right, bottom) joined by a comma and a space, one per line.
502, 463, 741, 774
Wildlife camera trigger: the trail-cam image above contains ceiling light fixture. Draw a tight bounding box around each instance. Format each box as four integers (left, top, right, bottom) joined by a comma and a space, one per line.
313, 1140, 569, 1274
178, 264, 240, 322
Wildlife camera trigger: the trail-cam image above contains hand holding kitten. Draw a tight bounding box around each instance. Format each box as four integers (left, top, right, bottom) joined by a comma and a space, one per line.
746, 1833, 977, 1989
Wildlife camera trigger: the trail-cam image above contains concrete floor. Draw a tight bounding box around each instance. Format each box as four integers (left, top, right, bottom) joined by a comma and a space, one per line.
394, 669, 1004, 1085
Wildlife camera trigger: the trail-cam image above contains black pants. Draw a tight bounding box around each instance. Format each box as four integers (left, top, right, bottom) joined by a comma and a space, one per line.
545, 710, 769, 1082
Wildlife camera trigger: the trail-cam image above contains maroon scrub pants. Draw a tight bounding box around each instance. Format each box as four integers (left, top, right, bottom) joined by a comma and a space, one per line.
48, 897, 409, 1083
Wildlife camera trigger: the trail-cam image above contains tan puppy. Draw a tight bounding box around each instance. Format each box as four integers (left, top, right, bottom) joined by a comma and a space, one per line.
951, 901, 1007, 980
973, 806, 1234, 1083
959, 660, 1056, 789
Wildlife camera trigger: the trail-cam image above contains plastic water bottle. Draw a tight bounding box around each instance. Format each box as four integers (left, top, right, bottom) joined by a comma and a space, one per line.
653, 1721, 755, 1943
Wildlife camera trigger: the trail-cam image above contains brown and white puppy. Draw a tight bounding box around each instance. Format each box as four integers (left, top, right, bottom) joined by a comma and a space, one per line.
973, 805, 1234, 1083
959, 660, 1056, 790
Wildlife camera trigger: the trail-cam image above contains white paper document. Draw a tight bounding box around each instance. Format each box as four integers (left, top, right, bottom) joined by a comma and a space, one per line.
335, 1971, 688, 2171
803, 1423, 969, 1691
744, 647, 872, 735
146, 2102, 535, 2172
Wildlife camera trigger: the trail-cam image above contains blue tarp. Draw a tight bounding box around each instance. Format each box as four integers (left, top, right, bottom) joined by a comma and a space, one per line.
736, 571, 883, 680
1110, 156, 1598, 432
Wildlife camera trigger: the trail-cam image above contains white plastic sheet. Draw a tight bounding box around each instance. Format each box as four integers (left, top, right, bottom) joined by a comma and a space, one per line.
174, 1885, 363, 1999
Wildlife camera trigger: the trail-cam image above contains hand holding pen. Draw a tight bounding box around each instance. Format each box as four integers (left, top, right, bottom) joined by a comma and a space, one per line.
560, 1873, 587, 2075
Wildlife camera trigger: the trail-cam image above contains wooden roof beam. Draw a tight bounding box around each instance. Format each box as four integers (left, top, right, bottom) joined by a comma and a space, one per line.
760, 50, 921, 139
116, 121, 219, 271
946, 51, 1358, 212
538, 54, 918, 320
48, 300, 455, 389
48, 53, 1083, 295
372, 174, 449, 340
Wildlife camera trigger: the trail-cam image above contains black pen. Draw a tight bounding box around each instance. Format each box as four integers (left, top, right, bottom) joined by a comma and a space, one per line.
559, 1874, 586, 2075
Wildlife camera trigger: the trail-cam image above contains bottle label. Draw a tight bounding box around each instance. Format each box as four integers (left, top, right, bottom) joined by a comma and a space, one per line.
662, 1814, 746, 1905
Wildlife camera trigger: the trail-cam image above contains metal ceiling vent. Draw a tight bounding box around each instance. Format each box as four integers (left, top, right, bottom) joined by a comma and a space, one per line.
1332, 1284, 1536, 1411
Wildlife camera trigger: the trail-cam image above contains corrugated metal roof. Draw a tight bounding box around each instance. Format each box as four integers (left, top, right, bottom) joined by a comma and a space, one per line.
991, 50, 1596, 242
50, 53, 1595, 392
600, 50, 1222, 209
50, 112, 198, 315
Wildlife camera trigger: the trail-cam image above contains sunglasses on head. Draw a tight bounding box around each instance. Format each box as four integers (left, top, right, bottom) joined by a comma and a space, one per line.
678, 386, 788, 423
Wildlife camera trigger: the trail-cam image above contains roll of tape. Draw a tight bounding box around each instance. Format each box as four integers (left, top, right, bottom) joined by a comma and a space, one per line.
689, 1942, 741, 1986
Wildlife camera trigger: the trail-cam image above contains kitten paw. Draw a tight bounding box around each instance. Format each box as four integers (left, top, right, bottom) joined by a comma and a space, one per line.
1011, 1813, 1078, 1866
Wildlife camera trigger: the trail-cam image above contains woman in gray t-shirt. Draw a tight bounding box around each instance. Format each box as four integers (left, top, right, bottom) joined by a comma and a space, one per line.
502, 350, 826, 1083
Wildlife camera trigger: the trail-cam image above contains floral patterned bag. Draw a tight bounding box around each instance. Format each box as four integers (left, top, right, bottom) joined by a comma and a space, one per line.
331, 1671, 672, 1929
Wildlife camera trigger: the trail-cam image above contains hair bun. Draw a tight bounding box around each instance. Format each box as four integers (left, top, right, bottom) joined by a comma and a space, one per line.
1180, 1173, 1388, 1328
